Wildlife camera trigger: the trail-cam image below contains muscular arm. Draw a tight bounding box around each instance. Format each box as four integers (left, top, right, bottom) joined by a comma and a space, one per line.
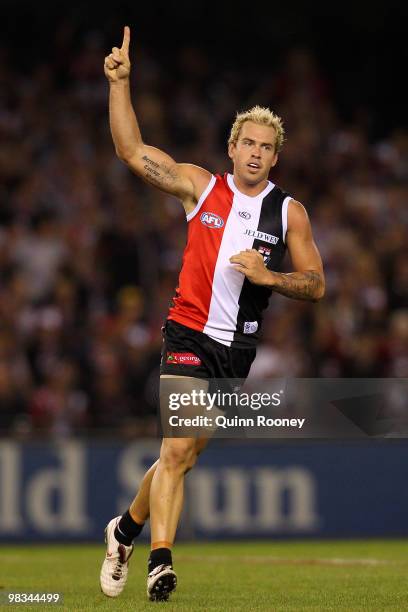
230, 200, 325, 301
268, 269, 323, 301
267, 200, 325, 301
105, 27, 210, 211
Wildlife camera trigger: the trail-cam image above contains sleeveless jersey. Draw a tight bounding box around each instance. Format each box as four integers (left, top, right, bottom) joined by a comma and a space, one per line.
167, 173, 291, 348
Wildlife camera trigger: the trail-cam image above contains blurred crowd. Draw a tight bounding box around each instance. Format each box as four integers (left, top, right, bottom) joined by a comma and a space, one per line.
0, 27, 407, 436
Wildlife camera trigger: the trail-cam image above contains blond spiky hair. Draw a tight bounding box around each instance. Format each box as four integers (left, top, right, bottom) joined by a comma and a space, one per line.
228, 105, 285, 152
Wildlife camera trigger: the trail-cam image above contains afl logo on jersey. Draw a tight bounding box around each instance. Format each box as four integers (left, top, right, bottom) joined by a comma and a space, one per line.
200, 212, 225, 228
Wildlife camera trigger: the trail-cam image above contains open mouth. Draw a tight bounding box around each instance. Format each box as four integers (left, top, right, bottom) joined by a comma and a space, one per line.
247, 163, 261, 170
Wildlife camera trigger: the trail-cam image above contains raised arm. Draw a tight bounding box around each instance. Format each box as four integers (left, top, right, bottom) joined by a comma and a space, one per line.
104, 27, 211, 213
229, 199, 325, 301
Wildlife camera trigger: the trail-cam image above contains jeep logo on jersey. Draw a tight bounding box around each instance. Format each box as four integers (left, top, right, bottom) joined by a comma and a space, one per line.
239, 211, 251, 220
200, 212, 225, 228
244, 229, 279, 244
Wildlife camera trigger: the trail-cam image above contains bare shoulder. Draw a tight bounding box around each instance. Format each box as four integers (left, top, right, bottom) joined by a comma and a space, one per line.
288, 199, 309, 219
176, 164, 213, 215
287, 199, 312, 233
178, 163, 213, 199
285, 198, 323, 275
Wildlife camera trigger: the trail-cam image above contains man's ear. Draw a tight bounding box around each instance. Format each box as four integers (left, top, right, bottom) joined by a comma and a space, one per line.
271, 153, 278, 168
228, 142, 235, 160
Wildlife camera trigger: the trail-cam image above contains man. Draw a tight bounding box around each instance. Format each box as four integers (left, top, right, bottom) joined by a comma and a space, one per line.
100, 26, 324, 602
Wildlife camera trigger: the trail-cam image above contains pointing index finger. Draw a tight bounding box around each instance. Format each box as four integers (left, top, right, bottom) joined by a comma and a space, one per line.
121, 26, 130, 53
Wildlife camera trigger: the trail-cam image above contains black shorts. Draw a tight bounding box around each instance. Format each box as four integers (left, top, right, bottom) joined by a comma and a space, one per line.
160, 319, 256, 380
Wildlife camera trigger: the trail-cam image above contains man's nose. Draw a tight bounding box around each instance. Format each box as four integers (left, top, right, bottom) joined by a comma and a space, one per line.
252, 148, 261, 158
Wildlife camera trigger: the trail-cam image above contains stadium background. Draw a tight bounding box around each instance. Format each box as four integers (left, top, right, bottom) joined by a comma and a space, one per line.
0, 0, 407, 546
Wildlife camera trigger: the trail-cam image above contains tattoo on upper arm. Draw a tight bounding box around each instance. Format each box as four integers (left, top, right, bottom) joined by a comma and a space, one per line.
142, 155, 179, 189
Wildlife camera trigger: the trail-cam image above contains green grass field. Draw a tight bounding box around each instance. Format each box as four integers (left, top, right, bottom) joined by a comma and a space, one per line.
0, 540, 406, 611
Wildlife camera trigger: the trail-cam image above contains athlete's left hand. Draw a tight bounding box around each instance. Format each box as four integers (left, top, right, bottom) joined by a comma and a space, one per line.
229, 249, 271, 285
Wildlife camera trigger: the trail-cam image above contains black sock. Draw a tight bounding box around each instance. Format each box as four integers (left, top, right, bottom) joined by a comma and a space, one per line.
114, 510, 144, 546
148, 548, 173, 573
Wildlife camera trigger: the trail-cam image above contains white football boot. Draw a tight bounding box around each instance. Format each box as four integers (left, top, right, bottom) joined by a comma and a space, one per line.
100, 516, 134, 597
147, 564, 177, 601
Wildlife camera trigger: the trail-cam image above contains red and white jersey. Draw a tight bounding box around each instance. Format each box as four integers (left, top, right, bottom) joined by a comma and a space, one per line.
167, 173, 291, 347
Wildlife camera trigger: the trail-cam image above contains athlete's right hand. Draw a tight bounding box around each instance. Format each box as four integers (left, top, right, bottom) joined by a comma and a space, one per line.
104, 26, 131, 82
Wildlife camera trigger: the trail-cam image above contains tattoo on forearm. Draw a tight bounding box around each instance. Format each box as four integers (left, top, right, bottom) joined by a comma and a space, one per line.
272, 271, 324, 301
142, 155, 178, 188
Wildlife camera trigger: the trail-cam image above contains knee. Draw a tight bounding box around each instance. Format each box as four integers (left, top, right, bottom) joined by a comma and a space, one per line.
160, 440, 197, 473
